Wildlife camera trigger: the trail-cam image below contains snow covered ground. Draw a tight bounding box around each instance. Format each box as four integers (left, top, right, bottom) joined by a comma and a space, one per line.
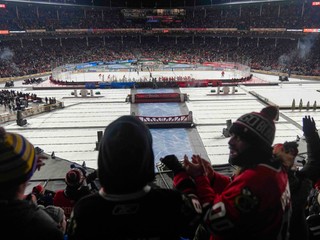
1, 70, 319, 170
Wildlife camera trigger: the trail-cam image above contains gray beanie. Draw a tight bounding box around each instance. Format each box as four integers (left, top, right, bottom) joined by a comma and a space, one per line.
97, 115, 155, 194
41, 205, 65, 223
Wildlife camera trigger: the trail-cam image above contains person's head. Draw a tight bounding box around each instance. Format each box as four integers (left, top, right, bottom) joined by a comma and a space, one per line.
273, 141, 299, 169
98, 115, 155, 194
41, 205, 67, 233
32, 184, 45, 196
228, 105, 279, 167
0, 127, 38, 199
65, 168, 85, 188
314, 179, 320, 191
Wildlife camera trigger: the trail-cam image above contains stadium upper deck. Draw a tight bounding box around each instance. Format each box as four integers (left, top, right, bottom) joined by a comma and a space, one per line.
0, 0, 292, 8
0, 0, 319, 81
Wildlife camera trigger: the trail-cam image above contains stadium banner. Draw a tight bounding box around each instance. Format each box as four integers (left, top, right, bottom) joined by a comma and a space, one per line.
286, 29, 303, 32
55, 29, 87, 32
26, 29, 46, 33
0, 30, 9, 34
112, 28, 142, 32
9, 30, 26, 33
205, 28, 237, 31
250, 28, 286, 32
303, 28, 320, 32
92, 29, 114, 32
135, 93, 180, 99
152, 28, 237, 32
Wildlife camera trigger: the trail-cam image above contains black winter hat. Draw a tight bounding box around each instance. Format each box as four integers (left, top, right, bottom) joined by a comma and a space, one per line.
229, 105, 279, 147
97, 115, 155, 194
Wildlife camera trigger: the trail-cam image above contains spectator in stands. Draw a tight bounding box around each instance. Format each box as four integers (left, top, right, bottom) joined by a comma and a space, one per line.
0, 127, 64, 240
307, 178, 320, 216
32, 184, 54, 206
273, 140, 312, 240
53, 167, 94, 220
40, 205, 68, 237
162, 105, 291, 240
284, 115, 320, 240
67, 115, 202, 240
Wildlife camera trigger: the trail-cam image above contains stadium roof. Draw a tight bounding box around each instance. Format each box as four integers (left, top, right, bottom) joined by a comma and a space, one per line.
0, 0, 291, 8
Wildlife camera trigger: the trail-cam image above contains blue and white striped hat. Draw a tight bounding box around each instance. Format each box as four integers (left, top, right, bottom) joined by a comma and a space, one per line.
0, 128, 37, 185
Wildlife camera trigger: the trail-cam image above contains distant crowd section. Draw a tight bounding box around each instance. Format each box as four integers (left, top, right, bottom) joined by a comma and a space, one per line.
0, 89, 56, 114
0, 0, 318, 30
0, 36, 319, 79
0, 0, 319, 79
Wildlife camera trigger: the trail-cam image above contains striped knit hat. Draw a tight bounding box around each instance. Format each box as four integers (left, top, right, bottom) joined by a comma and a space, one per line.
0, 128, 37, 185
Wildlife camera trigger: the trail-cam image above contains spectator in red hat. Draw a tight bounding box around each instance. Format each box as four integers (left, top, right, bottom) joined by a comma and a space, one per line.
162, 105, 291, 240
0, 127, 64, 240
33, 184, 45, 195
32, 184, 54, 207
53, 168, 92, 220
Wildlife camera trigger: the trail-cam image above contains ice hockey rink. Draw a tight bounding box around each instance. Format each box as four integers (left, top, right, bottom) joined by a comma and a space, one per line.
1, 70, 320, 170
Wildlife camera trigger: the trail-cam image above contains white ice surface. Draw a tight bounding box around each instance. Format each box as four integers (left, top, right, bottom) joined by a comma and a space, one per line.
1, 70, 319, 168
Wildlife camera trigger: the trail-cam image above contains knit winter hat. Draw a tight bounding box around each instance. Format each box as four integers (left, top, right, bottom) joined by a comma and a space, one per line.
98, 115, 155, 194
229, 105, 279, 147
32, 184, 45, 195
0, 128, 37, 185
42, 205, 65, 224
65, 168, 84, 187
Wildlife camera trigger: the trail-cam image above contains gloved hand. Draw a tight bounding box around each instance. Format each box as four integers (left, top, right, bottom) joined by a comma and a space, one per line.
86, 170, 97, 184
303, 116, 317, 138
160, 154, 184, 174
300, 116, 320, 182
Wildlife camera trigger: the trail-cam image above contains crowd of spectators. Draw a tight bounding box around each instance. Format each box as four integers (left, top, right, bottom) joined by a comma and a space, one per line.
0, 89, 56, 114
2, 109, 320, 239
0, 0, 318, 30
0, 89, 39, 111
0, 36, 319, 79
0, 0, 319, 79
1, 2, 320, 239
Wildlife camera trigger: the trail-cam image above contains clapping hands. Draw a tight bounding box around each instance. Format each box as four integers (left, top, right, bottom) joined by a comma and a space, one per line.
160, 154, 215, 179
184, 155, 215, 180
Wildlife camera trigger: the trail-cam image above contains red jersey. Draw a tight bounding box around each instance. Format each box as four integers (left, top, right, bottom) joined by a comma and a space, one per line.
53, 190, 75, 219
174, 163, 291, 240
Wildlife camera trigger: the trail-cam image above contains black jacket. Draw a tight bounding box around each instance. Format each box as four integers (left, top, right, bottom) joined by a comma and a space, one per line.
67, 186, 201, 240
0, 199, 64, 240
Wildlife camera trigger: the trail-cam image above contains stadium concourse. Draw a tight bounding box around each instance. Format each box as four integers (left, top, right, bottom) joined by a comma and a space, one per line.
1, 69, 319, 191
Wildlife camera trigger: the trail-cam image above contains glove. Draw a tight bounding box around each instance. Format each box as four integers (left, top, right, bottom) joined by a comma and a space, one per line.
86, 170, 97, 184
300, 116, 320, 182
302, 115, 320, 159
303, 116, 317, 138
160, 154, 184, 174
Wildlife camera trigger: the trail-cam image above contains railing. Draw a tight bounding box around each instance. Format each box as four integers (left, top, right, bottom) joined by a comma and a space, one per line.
136, 111, 193, 124
0, 102, 64, 124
